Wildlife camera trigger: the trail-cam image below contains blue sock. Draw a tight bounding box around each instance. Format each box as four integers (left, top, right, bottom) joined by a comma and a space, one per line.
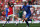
25, 21, 29, 26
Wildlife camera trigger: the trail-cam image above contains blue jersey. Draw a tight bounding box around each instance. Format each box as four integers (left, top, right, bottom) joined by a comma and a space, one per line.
22, 5, 32, 18
6, 8, 8, 17
21, 5, 32, 14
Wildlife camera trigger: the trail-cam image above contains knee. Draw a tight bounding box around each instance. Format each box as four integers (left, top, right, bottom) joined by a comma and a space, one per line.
25, 18, 28, 21
14, 16, 17, 19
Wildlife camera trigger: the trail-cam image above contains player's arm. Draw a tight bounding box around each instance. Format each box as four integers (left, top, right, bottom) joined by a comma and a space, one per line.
29, 5, 35, 9
32, 6, 35, 9
21, 5, 24, 9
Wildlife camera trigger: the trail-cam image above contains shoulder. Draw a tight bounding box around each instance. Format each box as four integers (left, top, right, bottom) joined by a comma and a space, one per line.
26, 5, 30, 6
22, 5, 24, 7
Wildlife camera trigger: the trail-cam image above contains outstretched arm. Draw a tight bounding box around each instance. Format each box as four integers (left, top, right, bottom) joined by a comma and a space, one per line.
29, 5, 35, 9
32, 6, 35, 9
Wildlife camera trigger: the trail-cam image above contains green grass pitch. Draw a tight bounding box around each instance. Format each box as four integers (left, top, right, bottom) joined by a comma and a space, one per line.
0, 23, 40, 27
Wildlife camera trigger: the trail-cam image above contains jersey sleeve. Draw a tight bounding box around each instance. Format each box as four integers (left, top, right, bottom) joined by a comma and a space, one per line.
21, 5, 24, 9
28, 5, 32, 8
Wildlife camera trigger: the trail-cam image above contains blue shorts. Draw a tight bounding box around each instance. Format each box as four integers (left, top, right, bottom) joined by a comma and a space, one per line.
25, 14, 31, 19
25, 14, 32, 21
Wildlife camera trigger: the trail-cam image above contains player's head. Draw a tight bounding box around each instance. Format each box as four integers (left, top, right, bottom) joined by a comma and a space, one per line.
20, 7, 22, 11
11, 2, 14, 7
8, 2, 14, 7
24, 2, 27, 6
8, 2, 11, 7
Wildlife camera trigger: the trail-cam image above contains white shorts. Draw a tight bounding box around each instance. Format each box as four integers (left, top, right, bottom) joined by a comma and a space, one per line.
7, 14, 15, 19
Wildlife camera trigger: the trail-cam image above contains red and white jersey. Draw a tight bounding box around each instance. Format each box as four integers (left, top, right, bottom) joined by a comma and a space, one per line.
8, 7, 13, 15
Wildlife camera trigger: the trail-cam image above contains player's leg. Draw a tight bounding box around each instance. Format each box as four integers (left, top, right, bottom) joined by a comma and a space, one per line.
30, 15, 34, 24
2, 24, 5, 27
7, 15, 11, 24
23, 14, 31, 27
28, 15, 33, 24
5, 19, 7, 24
24, 18, 29, 27
2, 19, 7, 27
25, 21, 29, 27
13, 14, 18, 25
23, 17, 29, 27
14, 15, 19, 25
2, 13, 8, 27
5, 17, 8, 24
7, 19, 10, 24
14, 15, 21, 25
5, 13, 8, 24
32, 19, 34, 24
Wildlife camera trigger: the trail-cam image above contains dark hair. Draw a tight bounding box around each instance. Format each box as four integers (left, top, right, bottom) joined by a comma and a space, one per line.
20, 7, 22, 11
11, 2, 14, 6
20, 7, 21, 9
11, 2, 13, 5
24, 2, 27, 4
8, 2, 11, 7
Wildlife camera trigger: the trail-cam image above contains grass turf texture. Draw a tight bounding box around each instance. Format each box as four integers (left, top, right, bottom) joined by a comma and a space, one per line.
0, 23, 40, 27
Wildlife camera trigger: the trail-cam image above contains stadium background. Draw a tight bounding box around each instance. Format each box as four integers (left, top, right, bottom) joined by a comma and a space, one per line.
0, 0, 40, 21
0, 0, 40, 27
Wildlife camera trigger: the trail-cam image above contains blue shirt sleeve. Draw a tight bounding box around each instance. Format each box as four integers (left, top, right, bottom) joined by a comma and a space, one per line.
21, 5, 24, 9
28, 5, 32, 8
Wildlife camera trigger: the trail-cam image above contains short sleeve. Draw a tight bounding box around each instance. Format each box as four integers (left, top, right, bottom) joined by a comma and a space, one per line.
21, 5, 24, 9
28, 5, 32, 8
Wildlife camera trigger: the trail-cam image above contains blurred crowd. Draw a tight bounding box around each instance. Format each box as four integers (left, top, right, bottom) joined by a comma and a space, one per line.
14, 6, 40, 21
30, 7, 40, 21
0, 0, 40, 5
0, 0, 40, 21
0, 0, 6, 21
